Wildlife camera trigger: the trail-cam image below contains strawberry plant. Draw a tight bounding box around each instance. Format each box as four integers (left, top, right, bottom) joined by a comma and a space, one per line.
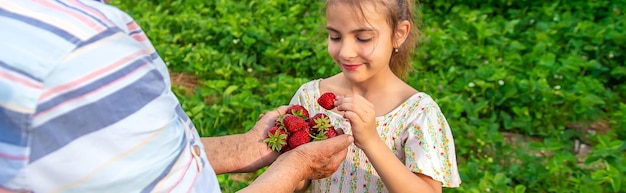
112, 0, 626, 192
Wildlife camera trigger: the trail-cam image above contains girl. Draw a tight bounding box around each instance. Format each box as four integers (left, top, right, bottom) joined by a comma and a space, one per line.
289, 0, 461, 192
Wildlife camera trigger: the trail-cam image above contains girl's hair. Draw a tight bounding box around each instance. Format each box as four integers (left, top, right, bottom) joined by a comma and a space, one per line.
326, 0, 420, 80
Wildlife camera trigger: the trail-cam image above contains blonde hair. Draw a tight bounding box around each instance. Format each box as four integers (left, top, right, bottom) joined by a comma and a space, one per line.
326, 0, 420, 79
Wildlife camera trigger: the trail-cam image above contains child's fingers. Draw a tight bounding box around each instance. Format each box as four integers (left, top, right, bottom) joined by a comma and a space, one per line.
343, 110, 362, 123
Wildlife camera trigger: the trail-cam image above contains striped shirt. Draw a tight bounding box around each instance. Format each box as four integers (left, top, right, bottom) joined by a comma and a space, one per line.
0, 0, 219, 192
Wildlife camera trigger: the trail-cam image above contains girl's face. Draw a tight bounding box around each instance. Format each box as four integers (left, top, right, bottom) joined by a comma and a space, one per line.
326, 2, 395, 83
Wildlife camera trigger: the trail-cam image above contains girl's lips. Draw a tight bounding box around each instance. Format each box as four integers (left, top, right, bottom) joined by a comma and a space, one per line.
342, 64, 362, 71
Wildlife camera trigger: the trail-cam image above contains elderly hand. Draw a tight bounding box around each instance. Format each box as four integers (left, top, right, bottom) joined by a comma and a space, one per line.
253, 106, 352, 179
241, 105, 289, 170
238, 133, 352, 193
276, 133, 352, 179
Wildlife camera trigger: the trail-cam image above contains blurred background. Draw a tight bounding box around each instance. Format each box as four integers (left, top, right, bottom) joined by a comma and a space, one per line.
112, 0, 625, 192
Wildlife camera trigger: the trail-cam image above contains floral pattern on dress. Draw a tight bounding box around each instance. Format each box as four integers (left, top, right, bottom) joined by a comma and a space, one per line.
290, 79, 461, 193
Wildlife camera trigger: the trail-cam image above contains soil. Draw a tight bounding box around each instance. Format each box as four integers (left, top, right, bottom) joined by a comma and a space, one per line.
169, 70, 199, 96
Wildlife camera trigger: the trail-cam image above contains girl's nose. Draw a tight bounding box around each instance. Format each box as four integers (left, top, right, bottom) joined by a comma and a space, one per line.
339, 39, 357, 61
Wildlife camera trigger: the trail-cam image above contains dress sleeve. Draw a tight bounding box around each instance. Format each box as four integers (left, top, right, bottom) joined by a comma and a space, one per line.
402, 98, 461, 187
288, 80, 319, 113
289, 84, 307, 105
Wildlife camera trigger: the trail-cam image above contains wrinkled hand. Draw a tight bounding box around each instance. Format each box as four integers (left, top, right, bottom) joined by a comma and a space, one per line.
237, 133, 353, 193
335, 94, 377, 149
278, 133, 353, 179
244, 105, 289, 170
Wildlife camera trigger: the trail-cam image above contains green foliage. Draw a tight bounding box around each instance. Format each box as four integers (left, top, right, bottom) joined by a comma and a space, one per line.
112, 0, 626, 192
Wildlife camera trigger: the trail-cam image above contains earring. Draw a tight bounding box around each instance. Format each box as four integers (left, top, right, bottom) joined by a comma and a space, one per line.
394, 48, 399, 53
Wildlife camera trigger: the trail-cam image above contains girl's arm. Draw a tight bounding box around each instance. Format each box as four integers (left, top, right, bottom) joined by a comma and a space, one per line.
336, 94, 443, 193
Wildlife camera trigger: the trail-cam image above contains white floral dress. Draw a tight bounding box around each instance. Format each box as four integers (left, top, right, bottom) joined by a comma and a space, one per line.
289, 79, 461, 193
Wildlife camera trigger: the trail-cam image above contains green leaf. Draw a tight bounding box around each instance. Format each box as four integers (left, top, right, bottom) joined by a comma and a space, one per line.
591, 168, 608, 180
609, 140, 624, 150
515, 185, 527, 193
224, 85, 239, 96
539, 53, 556, 67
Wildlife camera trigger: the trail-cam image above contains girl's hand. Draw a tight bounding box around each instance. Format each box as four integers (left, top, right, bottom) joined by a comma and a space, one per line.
335, 94, 378, 149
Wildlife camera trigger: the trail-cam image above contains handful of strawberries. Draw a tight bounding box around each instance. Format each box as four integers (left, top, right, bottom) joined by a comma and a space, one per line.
264, 92, 338, 152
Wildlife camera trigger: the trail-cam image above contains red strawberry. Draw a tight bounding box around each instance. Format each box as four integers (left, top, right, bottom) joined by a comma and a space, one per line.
282, 114, 307, 133
275, 114, 287, 128
313, 126, 339, 141
318, 92, 336, 110
301, 124, 312, 134
325, 127, 339, 138
286, 105, 309, 120
287, 129, 312, 149
309, 113, 331, 133
264, 126, 288, 151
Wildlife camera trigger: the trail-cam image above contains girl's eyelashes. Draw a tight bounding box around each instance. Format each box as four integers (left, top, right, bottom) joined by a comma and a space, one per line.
327, 35, 373, 42
357, 32, 375, 42
356, 37, 372, 42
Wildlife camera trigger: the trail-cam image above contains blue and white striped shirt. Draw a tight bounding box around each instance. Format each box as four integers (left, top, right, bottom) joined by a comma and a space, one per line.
0, 0, 219, 192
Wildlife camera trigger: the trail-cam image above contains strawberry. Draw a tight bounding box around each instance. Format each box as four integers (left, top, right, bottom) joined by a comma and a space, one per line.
318, 92, 336, 110
282, 114, 307, 133
286, 104, 309, 120
264, 126, 288, 151
274, 114, 291, 129
309, 113, 331, 133
325, 127, 339, 138
313, 126, 339, 141
287, 129, 312, 149
301, 124, 312, 134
